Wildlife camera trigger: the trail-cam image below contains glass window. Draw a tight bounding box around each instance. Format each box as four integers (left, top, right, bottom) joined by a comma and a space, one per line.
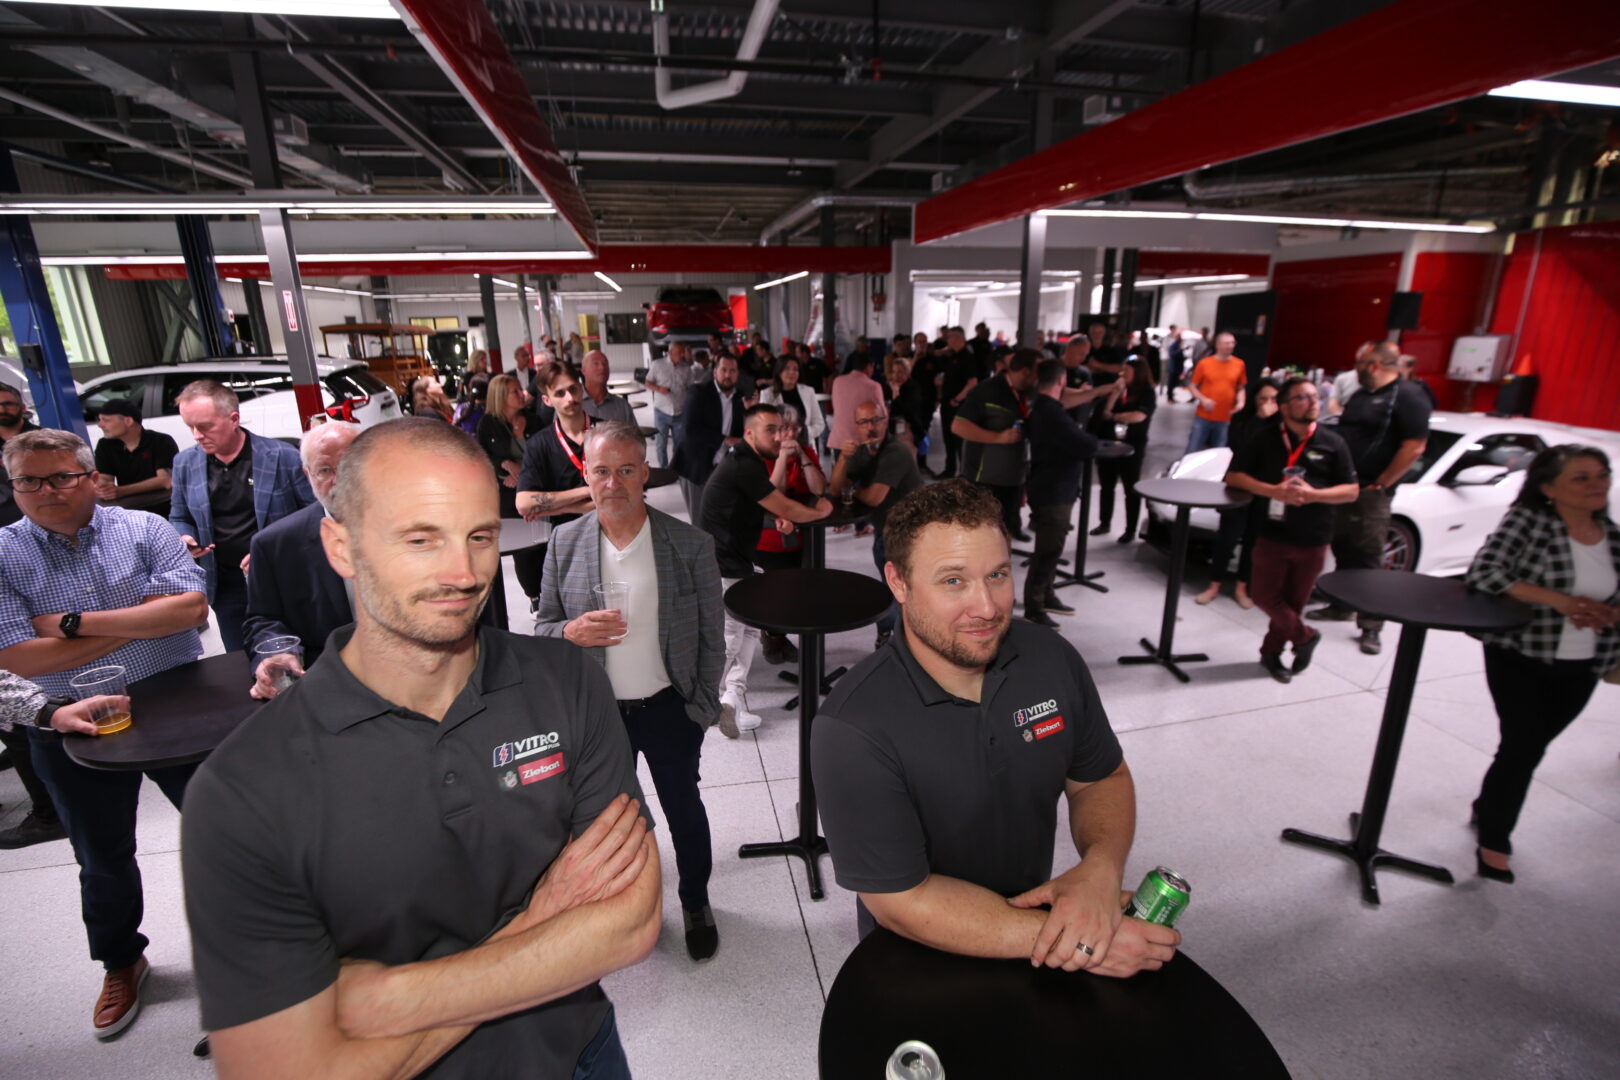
43, 267, 110, 367
656, 288, 724, 306
1402, 430, 1462, 484
603, 312, 647, 345
1441, 432, 1545, 483
81, 376, 155, 421
324, 367, 389, 400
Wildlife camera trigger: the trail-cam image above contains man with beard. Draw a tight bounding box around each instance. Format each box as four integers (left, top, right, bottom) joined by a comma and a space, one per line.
828, 400, 924, 649
182, 418, 660, 1079
673, 353, 747, 524
811, 480, 1175, 977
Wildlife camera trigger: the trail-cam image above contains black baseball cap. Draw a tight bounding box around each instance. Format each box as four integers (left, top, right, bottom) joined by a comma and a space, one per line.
98, 398, 143, 422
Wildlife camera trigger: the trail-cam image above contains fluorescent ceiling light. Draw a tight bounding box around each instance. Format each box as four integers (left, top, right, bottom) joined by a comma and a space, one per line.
556, 291, 619, 299
1488, 79, 1620, 108
1041, 207, 1492, 234
40, 250, 592, 266
754, 270, 809, 291
0, 197, 555, 217
490, 278, 520, 288
594, 271, 623, 292
1042, 209, 1196, 220
1192, 281, 1272, 291
1135, 274, 1255, 287
946, 284, 1074, 300
3, 0, 399, 19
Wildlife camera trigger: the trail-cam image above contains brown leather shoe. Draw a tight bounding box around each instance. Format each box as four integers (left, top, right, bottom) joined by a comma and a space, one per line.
93, 955, 150, 1039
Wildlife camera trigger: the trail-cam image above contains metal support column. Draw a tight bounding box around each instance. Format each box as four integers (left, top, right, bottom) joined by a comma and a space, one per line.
370, 276, 393, 326
238, 277, 270, 355
1099, 248, 1117, 318
516, 275, 533, 347
479, 275, 502, 367
0, 150, 86, 437
535, 276, 556, 347
1016, 214, 1048, 348
1118, 248, 1140, 338
176, 214, 234, 357
820, 205, 837, 366
779, 235, 794, 347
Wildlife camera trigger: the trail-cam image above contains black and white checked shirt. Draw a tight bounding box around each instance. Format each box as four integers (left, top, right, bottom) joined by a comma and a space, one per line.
0, 669, 48, 732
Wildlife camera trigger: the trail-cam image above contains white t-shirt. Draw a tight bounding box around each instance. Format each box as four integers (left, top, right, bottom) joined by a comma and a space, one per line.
1556, 534, 1618, 661
647, 358, 698, 416
599, 517, 672, 699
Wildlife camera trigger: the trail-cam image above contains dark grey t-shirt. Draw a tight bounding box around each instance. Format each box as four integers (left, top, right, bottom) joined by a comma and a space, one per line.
846, 437, 924, 535
811, 620, 1123, 901
181, 626, 649, 1078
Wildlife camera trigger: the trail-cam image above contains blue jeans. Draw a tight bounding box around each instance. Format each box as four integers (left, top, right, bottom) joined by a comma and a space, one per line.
620, 688, 711, 912
1185, 416, 1229, 455
652, 410, 678, 468
871, 532, 897, 636
573, 1005, 633, 1080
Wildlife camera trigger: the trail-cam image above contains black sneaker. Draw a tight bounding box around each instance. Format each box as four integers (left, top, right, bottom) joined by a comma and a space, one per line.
1358, 629, 1382, 655
0, 748, 12, 771
683, 905, 719, 962
1044, 593, 1077, 616
1010, 529, 1031, 543
1306, 604, 1355, 622
874, 630, 894, 651
1026, 611, 1060, 628
1291, 630, 1321, 674
1089, 523, 1111, 537
0, 811, 68, 849
1260, 653, 1293, 684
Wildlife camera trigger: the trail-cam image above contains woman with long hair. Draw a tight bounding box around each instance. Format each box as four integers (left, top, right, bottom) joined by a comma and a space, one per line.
405, 376, 454, 422
1464, 444, 1619, 883
757, 355, 827, 448
1093, 357, 1157, 543
1197, 378, 1281, 607
475, 374, 544, 597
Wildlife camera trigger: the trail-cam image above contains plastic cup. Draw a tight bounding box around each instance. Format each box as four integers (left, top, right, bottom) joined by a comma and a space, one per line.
254, 635, 304, 694
1114, 422, 1129, 441
592, 582, 631, 636
69, 665, 131, 734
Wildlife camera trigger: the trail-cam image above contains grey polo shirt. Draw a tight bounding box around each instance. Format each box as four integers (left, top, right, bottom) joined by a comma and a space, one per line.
181, 625, 649, 1077
812, 619, 1122, 903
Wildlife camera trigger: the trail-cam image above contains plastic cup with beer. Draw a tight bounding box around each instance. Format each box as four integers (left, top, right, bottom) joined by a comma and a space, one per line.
254, 635, 304, 694
69, 665, 132, 735
592, 582, 631, 640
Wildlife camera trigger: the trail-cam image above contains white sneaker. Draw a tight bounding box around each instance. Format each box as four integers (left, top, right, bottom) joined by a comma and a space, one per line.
734, 707, 762, 733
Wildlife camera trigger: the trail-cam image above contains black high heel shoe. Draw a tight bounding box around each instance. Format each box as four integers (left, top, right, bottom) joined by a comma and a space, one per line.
1476, 848, 1514, 884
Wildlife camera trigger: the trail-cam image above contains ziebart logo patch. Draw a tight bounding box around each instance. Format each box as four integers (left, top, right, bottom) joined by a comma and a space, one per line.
1027, 716, 1065, 742
492, 731, 561, 768
518, 752, 566, 785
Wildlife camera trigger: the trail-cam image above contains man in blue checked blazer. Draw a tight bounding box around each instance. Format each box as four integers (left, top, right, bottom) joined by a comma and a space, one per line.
535, 420, 726, 962
168, 380, 314, 653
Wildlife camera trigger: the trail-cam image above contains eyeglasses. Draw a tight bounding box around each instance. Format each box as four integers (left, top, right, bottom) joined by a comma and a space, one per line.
855, 417, 887, 427
10, 471, 93, 493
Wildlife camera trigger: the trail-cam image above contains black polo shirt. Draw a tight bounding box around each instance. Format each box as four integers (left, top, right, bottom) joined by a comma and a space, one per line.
955, 376, 1029, 488
1026, 394, 1098, 508
208, 430, 256, 569
517, 420, 589, 528
812, 620, 1123, 908
1230, 415, 1358, 547
181, 626, 648, 1077
1337, 377, 1431, 487
700, 440, 775, 578
938, 348, 982, 407
95, 427, 179, 486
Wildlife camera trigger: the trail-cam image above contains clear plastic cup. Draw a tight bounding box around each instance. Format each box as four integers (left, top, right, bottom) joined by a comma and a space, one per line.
592, 582, 631, 637
68, 665, 131, 734
254, 635, 304, 694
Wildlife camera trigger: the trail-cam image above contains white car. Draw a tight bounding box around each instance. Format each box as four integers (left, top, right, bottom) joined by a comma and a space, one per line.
0, 358, 83, 412
79, 357, 402, 446
1147, 411, 1620, 576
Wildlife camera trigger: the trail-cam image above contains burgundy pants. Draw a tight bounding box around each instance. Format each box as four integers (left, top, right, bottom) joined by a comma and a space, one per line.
1249, 536, 1328, 656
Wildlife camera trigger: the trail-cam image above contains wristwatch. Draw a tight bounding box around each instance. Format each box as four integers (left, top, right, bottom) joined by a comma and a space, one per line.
59, 612, 82, 639
34, 695, 73, 730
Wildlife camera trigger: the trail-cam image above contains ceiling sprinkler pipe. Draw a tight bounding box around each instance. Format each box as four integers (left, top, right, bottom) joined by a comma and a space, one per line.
652, 0, 780, 111
1181, 165, 1521, 201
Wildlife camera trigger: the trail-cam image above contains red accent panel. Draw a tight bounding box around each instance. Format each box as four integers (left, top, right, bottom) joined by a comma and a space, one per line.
391, 0, 597, 252
914, 0, 1620, 244
1268, 253, 1401, 374
728, 294, 749, 336
1137, 252, 1270, 278
1400, 251, 1495, 412
101, 245, 892, 281
292, 383, 325, 433
1486, 221, 1620, 430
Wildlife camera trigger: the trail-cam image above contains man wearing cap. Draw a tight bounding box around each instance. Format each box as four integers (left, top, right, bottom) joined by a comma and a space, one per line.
92, 398, 179, 504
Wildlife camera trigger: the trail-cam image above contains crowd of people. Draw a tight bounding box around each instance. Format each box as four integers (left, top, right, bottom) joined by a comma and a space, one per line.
0, 315, 1614, 1076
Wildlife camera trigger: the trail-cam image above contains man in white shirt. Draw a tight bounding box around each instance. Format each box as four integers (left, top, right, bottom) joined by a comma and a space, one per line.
535, 421, 727, 961
645, 342, 698, 468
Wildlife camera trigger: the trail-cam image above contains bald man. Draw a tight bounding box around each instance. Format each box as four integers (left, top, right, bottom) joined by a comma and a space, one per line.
580, 350, 638, 425
243, 422, 361, 698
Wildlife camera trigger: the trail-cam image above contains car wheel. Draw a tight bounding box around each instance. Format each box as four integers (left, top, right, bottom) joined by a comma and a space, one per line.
1382, 517, 1419, 572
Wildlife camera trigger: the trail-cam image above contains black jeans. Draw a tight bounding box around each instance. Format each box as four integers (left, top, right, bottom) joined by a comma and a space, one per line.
1096, 451, 1144, 533
621, 688, 712, 912
1209, 503, 1261, 584
0, 725, 56, 818
940, 404, 962, 474
214, 562, 249, 653
513, 543, 546, 599
979, 482, 1023, 537
1024, 502, 1073, 614
1329, 487, 1393, 632
1476, 645, 1599, 855
25, 729, 194, 968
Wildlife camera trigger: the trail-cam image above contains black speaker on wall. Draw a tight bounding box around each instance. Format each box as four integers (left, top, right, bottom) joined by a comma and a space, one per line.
1387, 291, 1423, 331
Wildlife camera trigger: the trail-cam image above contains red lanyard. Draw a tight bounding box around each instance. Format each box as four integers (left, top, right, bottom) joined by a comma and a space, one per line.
1014, 387, 1030, 419
555, 416, 590, 477
1281, 422, 1316, 469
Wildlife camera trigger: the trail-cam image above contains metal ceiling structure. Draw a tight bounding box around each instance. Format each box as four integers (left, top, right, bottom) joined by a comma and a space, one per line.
0, 0, 1616, 245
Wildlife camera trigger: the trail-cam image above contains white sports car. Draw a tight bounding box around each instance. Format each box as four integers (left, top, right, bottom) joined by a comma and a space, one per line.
1147, 411, 1620, 576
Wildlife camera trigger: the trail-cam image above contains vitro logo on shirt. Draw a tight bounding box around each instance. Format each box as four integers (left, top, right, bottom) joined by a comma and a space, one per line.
1012, 699, 1059, 728
491, 731, 561, 769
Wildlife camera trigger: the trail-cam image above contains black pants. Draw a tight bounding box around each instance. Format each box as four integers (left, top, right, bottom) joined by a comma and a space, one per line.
25, 729, 194, 969
1024, 502, 1073, 614
621, 688, 712, 912
0, 725, 56, 819
983, 483, 1023, 537
1476, 645, 1599, 855
214, 562, 249, 653
513, 543, 546, 599
940, 404, 962, 474
1097, 451, 1145, 533
1209, 503, 1261, 584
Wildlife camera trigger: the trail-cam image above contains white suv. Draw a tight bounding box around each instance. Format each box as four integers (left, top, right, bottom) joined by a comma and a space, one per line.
79, 357, 401, 445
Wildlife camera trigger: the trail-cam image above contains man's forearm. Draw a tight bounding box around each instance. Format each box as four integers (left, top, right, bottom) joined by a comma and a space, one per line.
1375, 440, 1426, 488
115, 475, 171, 497
517, 487, 594, 516
950, 417, 1001, 444
866, 875, 1046, 960
77, 593, 208, 639
1068, 765, 1136, 886
0, 636, 132, 679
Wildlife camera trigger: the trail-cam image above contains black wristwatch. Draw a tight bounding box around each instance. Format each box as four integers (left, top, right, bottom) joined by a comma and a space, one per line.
59, 612, 82, 639
35, 695, 73, 730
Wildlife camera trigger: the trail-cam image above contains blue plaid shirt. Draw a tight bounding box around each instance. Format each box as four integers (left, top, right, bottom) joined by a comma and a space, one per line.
0, 505, 207, 696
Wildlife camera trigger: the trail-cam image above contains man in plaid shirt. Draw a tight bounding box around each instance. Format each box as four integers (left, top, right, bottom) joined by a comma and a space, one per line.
0, 429, 208, 1039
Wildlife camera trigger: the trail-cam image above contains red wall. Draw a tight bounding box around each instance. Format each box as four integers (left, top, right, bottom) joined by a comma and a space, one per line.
1268, 252, 1402, 373
1401, 250, 1496, 413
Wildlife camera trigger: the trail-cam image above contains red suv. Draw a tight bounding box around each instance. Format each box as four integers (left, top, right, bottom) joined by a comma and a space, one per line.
645, 287, 733, 347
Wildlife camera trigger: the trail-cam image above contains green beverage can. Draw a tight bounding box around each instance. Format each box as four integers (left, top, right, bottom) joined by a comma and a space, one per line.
1125, 866, 1191, 927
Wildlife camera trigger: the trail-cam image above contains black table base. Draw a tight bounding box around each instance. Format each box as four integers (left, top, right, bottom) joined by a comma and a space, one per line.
1054, 445, 1133, 595
777, 664, 847, 713
743, 634, 830, 898
1118, 504, 1204, 682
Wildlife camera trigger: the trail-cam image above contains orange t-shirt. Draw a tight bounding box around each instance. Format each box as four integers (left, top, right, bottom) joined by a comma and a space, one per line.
1191, 355, 1248, 423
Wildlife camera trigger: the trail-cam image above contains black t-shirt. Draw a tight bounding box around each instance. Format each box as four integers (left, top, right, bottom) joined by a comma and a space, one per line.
1027, 395, 1099, 508
955, 376, 1029, 487
700, 441, 777, 577
1336, 378, 1431, 486
938, 348, 984, 406
1230, 416, 1358, 547
517, 421, 589, 528
812, 620, 1123, 904
95, 428, 179, 487
180, 627, 648, 1077
207, 431, 256, 569
908, 353, 941, 410
846, 437, 924, 534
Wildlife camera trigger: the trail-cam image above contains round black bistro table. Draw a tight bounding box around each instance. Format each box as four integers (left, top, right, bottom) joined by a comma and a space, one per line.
64, 651, 260, 771
1052, 439, 1136, 594
775, 499, 870, 709
725, 568, 891, 900
1281, 570, 1530, 905
646, 465, 678, 490
101, 489, 172, 515
1120, 478, 1252, 681
819, 929, 1291, 1079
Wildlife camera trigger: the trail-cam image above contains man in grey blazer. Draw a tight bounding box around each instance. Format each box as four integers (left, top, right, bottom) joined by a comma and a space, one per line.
535, 421, 726, 961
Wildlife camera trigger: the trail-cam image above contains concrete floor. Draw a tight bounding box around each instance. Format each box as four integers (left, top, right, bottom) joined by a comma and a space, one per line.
2, 396, 1617, 1079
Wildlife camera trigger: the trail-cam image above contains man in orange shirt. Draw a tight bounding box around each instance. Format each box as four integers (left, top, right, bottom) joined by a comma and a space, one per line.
1185, 331, 1248, 454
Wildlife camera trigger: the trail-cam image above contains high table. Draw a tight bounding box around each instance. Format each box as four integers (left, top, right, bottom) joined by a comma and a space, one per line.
100, 489, 172, 515
64, 652, 261, 771
1281, 569, 1530, 905
819, 928, 1291, 1079
777, 500, 869, 709
646, 466, 677, 490
1119, 478, 1251, 682
725, 568, 891, 900
1052, 439, 1135, 594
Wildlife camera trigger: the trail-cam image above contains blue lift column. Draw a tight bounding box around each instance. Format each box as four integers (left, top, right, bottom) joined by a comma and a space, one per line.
0, 148, 87, 437
176, 214, 236, 357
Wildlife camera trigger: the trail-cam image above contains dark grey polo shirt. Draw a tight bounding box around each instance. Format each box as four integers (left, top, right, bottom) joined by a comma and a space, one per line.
812, 619, 1122, 903
181, 625, 649, 1078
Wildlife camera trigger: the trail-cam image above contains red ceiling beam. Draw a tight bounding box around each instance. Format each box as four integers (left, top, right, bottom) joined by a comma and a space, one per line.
1137, 252, 1270, 278
391, 0, 598, 253
914, 0, 1620, 245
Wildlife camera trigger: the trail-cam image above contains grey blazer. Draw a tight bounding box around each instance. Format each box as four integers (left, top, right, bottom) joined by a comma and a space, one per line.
535, 506, 725, 728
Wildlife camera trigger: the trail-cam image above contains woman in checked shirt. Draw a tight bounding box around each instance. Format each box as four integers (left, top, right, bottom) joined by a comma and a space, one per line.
1464, 444, 1620, 884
